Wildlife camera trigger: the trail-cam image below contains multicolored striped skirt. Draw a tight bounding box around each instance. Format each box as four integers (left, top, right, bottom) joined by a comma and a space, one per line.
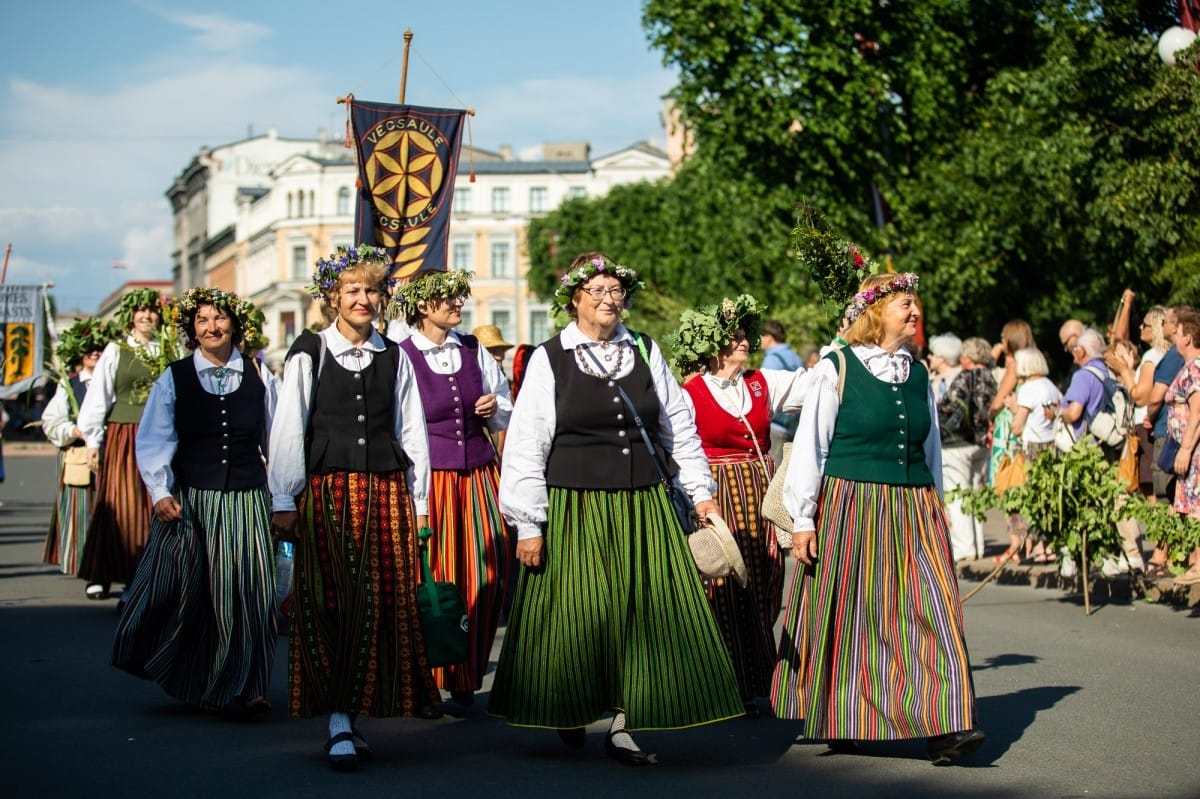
428, 462, 512, 693
290, 470, 440, 718
488, 484, 743, 731
42, 450, 94, 574
111, 485, 277, 709
79, 422, 153, 586
771, 477, 976, 740
706, 456, 784, 700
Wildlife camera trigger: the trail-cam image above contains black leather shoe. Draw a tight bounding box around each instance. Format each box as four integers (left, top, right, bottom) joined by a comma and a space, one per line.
742, 700, 760, 719
605, 732, 657, 766
324, 732, 359, 772
826, 739, 858, 754
450, 690, 475, 707
927, 729, 985, 765
417, 704, 444, 720
556, 727, 586, 750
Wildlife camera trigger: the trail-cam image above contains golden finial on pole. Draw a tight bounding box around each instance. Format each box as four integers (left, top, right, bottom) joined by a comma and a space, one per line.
399, 28, 414, 104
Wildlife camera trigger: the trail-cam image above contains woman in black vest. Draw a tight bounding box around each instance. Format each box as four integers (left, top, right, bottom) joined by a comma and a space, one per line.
269, 245, 440, 772
42, 318, 120, 574
391, 271, 513, 708
111, 288, 278, 713
489, 251, 742, 766
773, 273, 984, 764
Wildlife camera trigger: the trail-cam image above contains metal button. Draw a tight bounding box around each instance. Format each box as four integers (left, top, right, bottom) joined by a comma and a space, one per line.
355, 394, 363, 401
899, 414, 905, 419
899, 444, 905, 449
353, 373, 361, 380
455, 419, 462, 426
617, 413, 624, 420
221, 409, 227, 414
221, 459, 227, 464
357, 438, 366, 446
448, 376, 455, 383
357, 414, 365, 422
222, 422, 228, 427
608, 380, 615, 387
222, 444, 228, 450
896, 400, 902, 405
613, 397, 620, 403
621, 448, 630, 455
458, 441, 464, 446
618, 430, 626, 437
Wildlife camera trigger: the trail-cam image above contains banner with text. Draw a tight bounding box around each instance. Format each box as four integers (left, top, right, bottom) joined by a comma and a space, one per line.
0, 284, 48, 398
350, 100, 467, 280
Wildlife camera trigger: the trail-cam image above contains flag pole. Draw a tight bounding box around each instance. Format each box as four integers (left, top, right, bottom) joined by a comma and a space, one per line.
399, 28, 414, 104
1, 242, 11, 284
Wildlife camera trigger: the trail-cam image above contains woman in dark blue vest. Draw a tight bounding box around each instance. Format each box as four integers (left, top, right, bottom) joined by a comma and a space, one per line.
42, 318, 120, 574
391, 270, 513, 709
112, 288, 278, 714
489, 252, 742, 766
773, 273, 984, 765
269, 245, 440, 772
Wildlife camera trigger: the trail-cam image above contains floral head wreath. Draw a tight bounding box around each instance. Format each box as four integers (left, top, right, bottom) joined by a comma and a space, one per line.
116, 288, 167, 330
307, 244, 396, 299
387, 269, 474, 321
792, 204, 877, 318
845, 273, 920, 323
553, 255, 644, 313
174, 287, 261, 349
55, 317, 122, 370
668, 294, 767, 375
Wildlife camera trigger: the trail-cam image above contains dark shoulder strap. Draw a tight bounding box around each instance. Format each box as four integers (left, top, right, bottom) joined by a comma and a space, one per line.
627, 329, 651, 363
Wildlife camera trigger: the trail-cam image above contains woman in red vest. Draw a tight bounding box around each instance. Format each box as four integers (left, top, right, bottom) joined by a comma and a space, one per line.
672, 295, 812, 717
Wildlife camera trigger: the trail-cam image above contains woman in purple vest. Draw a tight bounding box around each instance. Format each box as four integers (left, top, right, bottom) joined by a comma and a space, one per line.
774, 273, 983, 765
391, 270, 512, 708
269, 245, 440, 772
489, 252, 742, 766
112, 288, 278, 713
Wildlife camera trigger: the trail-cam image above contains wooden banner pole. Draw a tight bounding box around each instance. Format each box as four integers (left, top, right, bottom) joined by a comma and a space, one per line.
399, 28, 414, 104
1, 242, 11, 284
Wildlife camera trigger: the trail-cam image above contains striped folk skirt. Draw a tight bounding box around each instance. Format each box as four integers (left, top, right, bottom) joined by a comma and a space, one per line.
78, 422, 153, 586
428, 462, 512, 693
42, 451, 94, 574
290, 470, 440, 718
771, 477, 976, 740
707, 456, 784, 700
487, 484, 744, 731
111, 485, 277, 709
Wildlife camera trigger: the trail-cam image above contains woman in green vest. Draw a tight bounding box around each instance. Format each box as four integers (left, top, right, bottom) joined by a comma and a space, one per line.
77, 289, 167, 600
771, 273, 984, 765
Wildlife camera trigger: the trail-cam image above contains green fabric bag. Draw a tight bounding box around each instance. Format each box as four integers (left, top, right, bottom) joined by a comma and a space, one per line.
417, 527, 469, 667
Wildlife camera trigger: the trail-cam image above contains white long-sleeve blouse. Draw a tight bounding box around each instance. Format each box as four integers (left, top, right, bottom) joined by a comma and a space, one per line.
404, 328, 512, 432
135, 350, 278, 505
682, 367, 816, 434
76, 336, 160, 448
267, 324, 431, 515
498, 322, 716, 541
782, 344, 944, 534
42, 369, 92, 449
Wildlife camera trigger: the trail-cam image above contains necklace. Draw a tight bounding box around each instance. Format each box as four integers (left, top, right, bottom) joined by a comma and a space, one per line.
577, 340, 626, 379
212, 366, 229, 394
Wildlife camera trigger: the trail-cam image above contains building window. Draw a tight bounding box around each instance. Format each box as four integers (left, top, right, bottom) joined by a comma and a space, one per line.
491, 187, 510, 214
337, 186, 351, 216
281, 311, 296, 347
528, 307, 552, 345
287, 192, 294, 218
309, 191, 315, 216
529, 186, 548, 213
454, 187, 470, 213
292, 245, 308, 279
490, 242, 511, 278
567, 186, 587, 201
491, 309, 513, 345
452, 241, 472, 271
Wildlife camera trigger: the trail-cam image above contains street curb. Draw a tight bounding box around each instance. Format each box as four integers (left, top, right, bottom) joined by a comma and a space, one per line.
957, 558, 1200, 609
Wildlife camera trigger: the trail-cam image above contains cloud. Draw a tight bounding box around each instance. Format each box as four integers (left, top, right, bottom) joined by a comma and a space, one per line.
133, 2, 275, 53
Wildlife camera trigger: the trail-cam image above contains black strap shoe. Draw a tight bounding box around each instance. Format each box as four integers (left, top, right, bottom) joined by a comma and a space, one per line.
927, 729, 985, 765
605, 731, 657, 766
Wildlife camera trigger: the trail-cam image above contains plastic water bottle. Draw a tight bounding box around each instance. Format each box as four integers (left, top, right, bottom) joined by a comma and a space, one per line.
275, 541, 294, 608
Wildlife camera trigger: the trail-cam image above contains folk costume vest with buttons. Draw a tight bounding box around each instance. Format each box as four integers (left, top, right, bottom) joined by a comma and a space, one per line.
108, 346, 153, 424
399, 334, 494, 471
683, 370, 771, 460
286, 330, 412, 475
543, 335, 669, 490
169, 357, 267, 490
822, 350, 935, 486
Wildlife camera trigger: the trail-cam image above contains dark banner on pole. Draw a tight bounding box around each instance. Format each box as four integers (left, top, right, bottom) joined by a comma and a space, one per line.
350, 99, 466, 280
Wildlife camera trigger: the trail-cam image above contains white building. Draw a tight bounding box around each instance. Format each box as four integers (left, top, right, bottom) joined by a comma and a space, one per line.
167, 135, 671, 368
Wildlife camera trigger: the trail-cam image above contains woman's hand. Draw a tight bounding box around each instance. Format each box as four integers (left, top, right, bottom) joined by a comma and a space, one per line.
474, 393, 498, 419
1174, 445, 1192, 477
1003, 393, 1017, 410
694, 499, 719, 520
87, 446, 101, 472
272, 511, 300, 542
153, 497, 182, 523
516, 535, 544, 569
791, 531, 818, 566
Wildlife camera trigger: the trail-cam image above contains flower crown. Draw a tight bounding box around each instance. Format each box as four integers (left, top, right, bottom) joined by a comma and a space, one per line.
387, 269, 474, 321
845, 273, 920, 323
174, 287, 262, 349
116, 288, 167, 330
307, 244, 396, 299
792, 204, 877, 318
668, 294, 767, 375
55, 317, 122, 370
553, 255, 644, 312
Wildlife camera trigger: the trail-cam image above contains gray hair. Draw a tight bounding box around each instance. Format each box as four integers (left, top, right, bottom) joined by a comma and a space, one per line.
961, 337, 993, 367
928, 333, 962, 365
1077, 328, 1106, 359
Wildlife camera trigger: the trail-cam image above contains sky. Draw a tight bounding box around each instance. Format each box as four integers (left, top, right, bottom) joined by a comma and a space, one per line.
0, 0, 676, 313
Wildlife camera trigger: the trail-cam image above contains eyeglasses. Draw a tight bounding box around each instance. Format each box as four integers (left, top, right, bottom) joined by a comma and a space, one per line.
581, 286, 628, 301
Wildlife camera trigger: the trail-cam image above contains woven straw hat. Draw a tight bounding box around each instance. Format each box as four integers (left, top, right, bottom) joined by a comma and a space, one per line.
472, 324, 514, 353
688, 513, 747, 586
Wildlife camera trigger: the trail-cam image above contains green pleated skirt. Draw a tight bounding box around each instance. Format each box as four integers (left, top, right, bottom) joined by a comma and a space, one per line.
488, 484, 743, 731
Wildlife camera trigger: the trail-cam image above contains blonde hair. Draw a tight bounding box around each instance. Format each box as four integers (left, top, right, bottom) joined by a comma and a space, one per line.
329, 262, 390, 304
1013, 347, 1049, 378
844, 274, 920, 346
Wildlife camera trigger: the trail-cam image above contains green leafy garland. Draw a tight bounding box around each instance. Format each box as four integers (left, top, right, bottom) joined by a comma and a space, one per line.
667, 294, 766, 375
791, 203, 877, 319
173, 286, 263, 350
387, 270, 474, 321
123, 298, 185, 404
55, 317, 122, 371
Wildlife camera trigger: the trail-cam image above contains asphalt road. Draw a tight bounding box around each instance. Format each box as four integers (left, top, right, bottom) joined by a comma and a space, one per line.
2, 453, 1198, 799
